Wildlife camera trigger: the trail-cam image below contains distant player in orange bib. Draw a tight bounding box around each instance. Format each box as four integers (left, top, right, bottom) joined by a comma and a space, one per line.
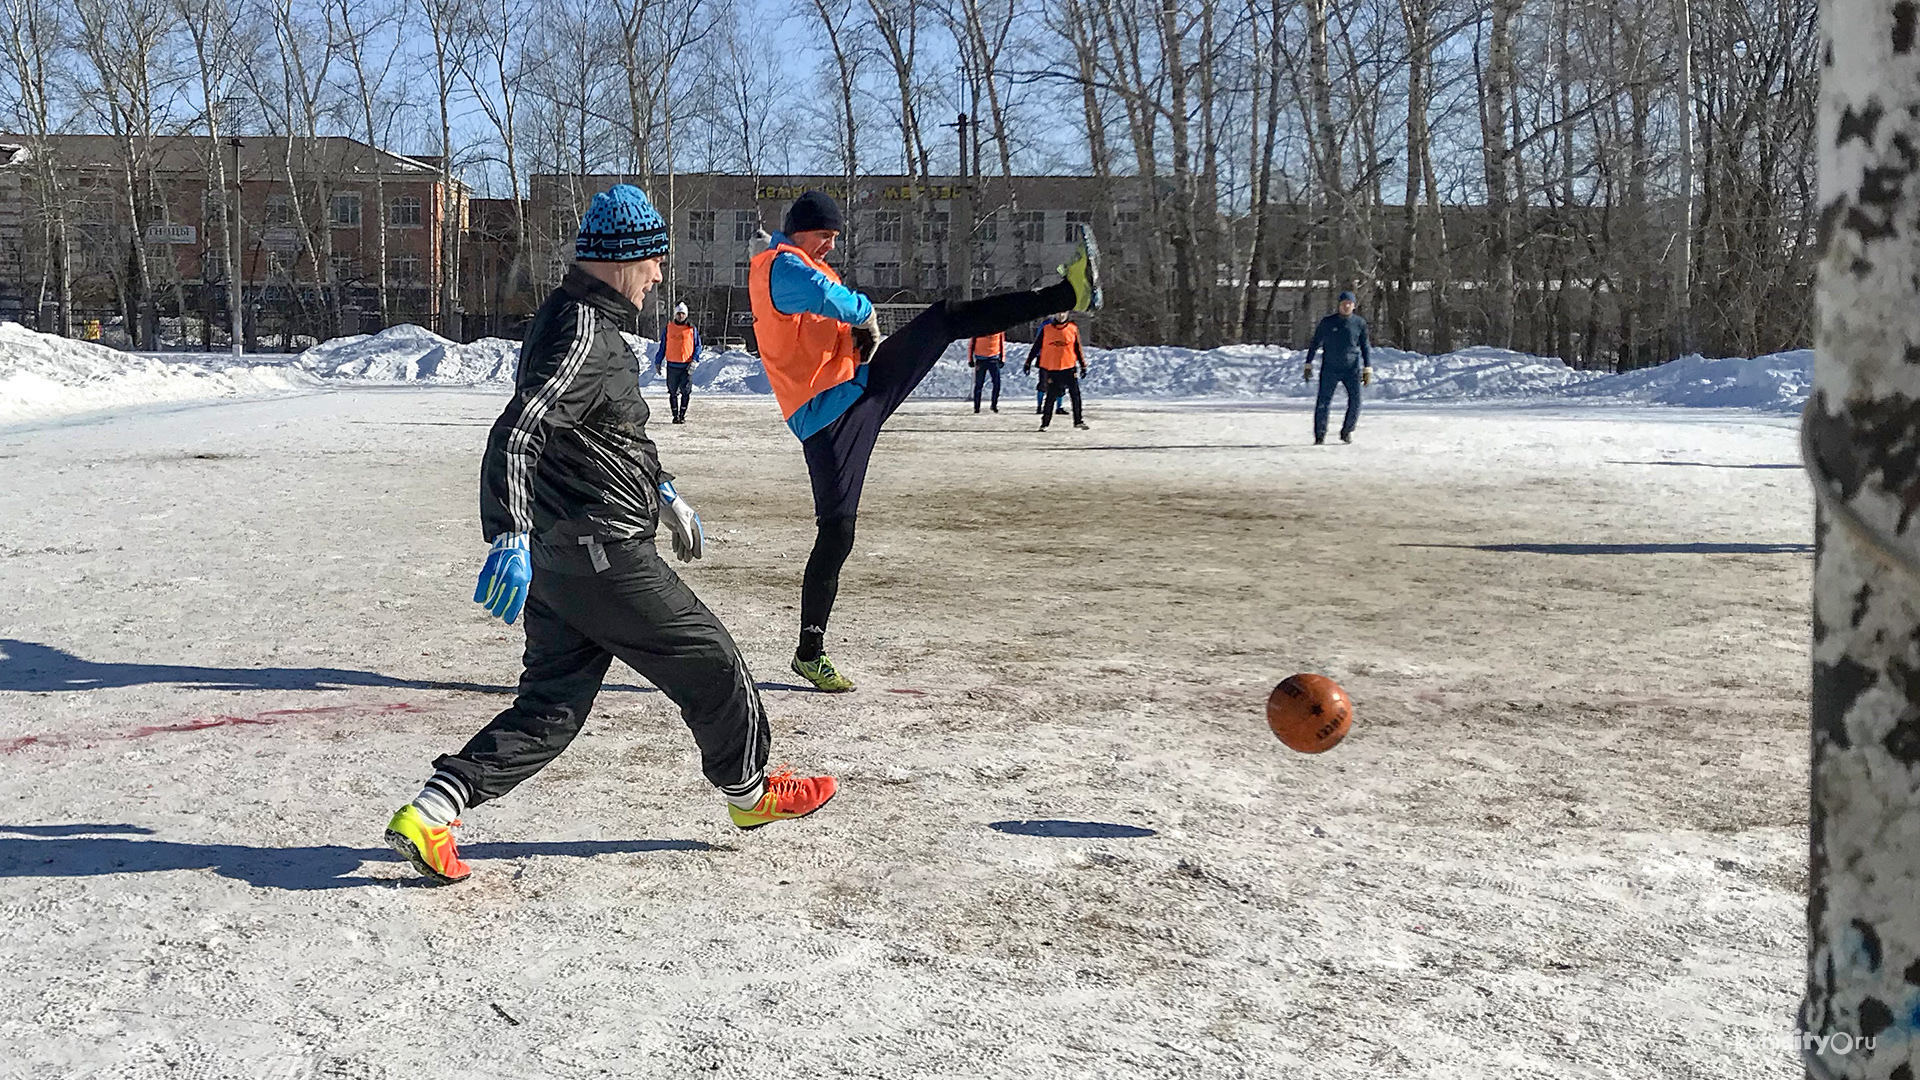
652, 301, 700, 424
1024, 314, 1088, 431
969, 332, 1005, 413
750, 189, 1102, 691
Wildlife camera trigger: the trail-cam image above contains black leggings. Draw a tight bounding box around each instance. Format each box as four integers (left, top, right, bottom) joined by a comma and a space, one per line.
1040, 370, 1083, 427
797, 280, 1075, 654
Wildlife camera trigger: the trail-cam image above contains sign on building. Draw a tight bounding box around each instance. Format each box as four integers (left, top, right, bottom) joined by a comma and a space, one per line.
144, 224, 197, 245
262, 228, 301, 252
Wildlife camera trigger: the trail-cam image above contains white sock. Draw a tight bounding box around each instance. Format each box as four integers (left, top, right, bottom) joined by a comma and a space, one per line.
723, 777, 766, 810
411, 771, 469, 826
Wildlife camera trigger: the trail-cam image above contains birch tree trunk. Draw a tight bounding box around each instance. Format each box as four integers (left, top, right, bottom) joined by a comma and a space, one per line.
1799, 1, 1920, 1077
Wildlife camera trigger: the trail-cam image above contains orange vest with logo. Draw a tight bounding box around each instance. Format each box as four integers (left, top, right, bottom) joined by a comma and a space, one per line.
971, 333, 1004, 360
749, 243, 860, 420
663, 322, 696, 364
1037, 320, 1080, 371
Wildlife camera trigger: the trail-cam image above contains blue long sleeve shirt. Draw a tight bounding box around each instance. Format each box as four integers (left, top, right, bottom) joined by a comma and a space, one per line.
1305, 313, 1371, 370
765, 231, 876, 440
652, 325, 702, 368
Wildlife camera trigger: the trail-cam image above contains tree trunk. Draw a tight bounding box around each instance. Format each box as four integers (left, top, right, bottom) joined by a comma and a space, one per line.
1799, 3, 1920, 1078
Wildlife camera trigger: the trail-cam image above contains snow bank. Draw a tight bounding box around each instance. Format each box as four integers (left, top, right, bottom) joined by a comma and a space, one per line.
297, 324, 520, 384
0, 322, 316, 425
0, 314, 1818, 426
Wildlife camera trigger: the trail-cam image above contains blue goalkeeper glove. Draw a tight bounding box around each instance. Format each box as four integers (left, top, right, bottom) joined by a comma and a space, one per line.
657, 480, 704, 562
474, 532, 531, 623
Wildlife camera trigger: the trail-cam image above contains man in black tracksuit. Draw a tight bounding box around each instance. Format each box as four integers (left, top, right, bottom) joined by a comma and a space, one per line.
383, 185, 834, 885
1303, 290, 1374, 444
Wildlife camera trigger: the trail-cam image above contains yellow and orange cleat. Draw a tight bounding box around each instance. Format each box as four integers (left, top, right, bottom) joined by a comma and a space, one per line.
384, 804, 473, 884
728, 769, 838, 830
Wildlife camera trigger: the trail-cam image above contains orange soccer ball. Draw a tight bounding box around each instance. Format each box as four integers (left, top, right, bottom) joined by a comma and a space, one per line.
1267, 674, 1353, 753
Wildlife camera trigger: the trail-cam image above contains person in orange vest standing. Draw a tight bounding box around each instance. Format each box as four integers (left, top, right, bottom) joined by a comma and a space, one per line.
652, 301, 701, 424
1024, 313, 1089, 431
750, 189, 1102, 691
969, 332, 1005, 413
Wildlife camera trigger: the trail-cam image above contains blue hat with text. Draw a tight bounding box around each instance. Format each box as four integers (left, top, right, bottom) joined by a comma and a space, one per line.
576, 184, 669, 262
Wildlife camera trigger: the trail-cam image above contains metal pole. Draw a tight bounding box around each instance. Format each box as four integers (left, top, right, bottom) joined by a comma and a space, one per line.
228, 137, 243, 358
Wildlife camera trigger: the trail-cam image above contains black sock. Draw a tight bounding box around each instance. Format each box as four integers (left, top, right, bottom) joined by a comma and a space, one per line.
797, 628, 825, 662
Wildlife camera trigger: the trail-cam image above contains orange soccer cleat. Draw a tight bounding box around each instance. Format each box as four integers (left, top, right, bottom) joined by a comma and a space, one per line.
728, 768, 838, 830
384, 804, 473, 884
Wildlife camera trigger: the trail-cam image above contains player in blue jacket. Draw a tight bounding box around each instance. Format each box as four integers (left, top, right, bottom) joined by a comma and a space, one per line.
1302, 290, 1374, 444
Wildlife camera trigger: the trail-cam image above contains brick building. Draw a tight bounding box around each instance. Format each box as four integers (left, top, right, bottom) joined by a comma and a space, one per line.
0, 134, 467, 345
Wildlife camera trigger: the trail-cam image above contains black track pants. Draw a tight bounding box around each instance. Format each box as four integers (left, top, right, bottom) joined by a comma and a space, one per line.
433, 540, 769, 807
797, 279, 1075, 644
665, 364, 692, 420
1314, 366, 1362, 439
1040, 370, 1083, 427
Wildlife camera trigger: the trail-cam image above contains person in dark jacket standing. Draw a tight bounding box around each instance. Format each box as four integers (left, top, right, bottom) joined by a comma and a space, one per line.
653, 301, 700, 424
383, 185, 836, 885
1302, 290, 1374, 444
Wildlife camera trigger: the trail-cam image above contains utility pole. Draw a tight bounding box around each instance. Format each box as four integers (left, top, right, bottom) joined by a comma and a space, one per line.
946, 111, 972, 300
228, 136, 243, 358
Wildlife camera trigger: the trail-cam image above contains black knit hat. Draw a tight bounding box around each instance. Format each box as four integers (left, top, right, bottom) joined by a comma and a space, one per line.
783, 190, 844, 235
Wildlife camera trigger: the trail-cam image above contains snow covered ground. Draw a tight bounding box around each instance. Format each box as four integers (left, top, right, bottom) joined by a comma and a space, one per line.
0, 319, 1814, 428
0, 384, 1809, 1077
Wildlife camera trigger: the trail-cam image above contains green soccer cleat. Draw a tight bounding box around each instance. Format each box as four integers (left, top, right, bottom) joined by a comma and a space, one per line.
1059, 232, 1104, 313
791, 652, 856, 693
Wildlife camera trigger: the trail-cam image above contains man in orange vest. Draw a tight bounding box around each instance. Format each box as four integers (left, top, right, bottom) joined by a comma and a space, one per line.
969, 332, 1005, 413
1024, 313, 1089, 431
750, 189, 1102, 691
652, 301, 701, 424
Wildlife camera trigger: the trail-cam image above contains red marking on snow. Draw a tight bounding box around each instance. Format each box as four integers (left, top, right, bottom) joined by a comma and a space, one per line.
7, 703, 423, 751
887, 688, 928, 696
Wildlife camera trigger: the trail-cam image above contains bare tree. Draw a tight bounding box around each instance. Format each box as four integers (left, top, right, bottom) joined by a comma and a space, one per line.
0, 0, 74, 337
1799, 1, 1920, 1076
331, 0, 403, 328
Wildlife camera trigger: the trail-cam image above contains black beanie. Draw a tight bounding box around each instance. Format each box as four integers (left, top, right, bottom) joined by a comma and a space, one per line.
783, 190, 844, 235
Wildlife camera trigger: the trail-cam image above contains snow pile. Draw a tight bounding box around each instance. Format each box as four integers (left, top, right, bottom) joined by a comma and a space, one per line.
297, 324, 521, 384
1558, 349, 1812, 410
0, 322, 317, 425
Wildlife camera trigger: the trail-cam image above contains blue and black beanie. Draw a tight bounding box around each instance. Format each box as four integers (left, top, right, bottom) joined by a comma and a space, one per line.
576, 184, 669, 262
1337, 289, 1357, 304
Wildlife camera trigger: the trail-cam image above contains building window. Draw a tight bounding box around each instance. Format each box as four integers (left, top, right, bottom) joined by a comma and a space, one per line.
201, 250, 225, 282
549, 205, 576, 238
872, 210, 901, 243
330, 192, 362, 227
329, 253, 359, 281
977, 212, 998, 243
390, 255, 421, 282
265, 194, 293, 227
1064, 210, 1093, 242
0, 241, 20, 274
688, 210, 715, 242
1021, 263, 1043, 288
390, 196, 423, 227
687, 260, 713, 286
871, 261, 900, 288
203, 191, 231, 226
265, 250, 293, 276
920, 211, 949, 244
1013, 210, 1044, 243
1114, 210, 1141, 230
733, 210, 758, 242
733, 261, 749, 288
918, 261, 947, 292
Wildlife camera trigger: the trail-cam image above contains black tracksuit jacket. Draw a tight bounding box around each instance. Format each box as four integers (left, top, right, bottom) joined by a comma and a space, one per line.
479, 267, 671, 563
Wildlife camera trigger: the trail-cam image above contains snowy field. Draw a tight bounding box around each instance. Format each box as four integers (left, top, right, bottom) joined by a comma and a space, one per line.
0, 374, 1810, 1075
